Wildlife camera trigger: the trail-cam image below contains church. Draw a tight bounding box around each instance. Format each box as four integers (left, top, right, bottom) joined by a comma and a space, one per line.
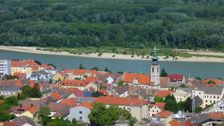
150, 47, 160, 85
122, 47, 161, 87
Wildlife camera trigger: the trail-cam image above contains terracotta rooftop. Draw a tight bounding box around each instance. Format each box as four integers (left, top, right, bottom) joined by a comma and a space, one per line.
61, 98, 77, 107
157, 110, 173, 118
94, 96, 149, 106
80, 102, 93, 109
123, 73, 150, 85
155, 90, 174, 98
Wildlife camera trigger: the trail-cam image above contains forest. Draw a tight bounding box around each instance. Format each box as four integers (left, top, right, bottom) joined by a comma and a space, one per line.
0, 0, 224, 51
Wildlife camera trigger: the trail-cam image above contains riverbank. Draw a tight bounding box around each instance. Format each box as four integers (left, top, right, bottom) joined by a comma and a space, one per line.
0, 46, 224, 63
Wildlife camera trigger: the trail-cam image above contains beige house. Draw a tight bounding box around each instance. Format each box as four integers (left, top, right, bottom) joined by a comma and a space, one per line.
52, 73, 64, 83
192, 86, 224, 108
93, 96, 149, 121
173, 89, 191, 103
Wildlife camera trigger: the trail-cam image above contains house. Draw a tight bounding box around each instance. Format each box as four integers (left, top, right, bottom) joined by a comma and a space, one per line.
151, 110, 173, 125
27, 70, 52, 83
62, 69, 97, 80
122, 73, 151, 86
60, 98, 77, 107
39, 64, 56, 74
61, 79, 89, 90
13, 116, 36, 126
48, 102, 70, 119
168, 74, 185, 84
52, 72, 64, 83
188, 112, 224, 126
0, 85, 20, 96
68, 102, 92, 124
202, 78, 224, 86
113, 86, 129, 97
169, 120, 191, 126
192, 86, 224, 108
173, 89, 191, 103
93, 96, 149, 121
149, 102, 165, 117
155, 90, 174, 99
0, 59, 11, 77
0, 121, 17, 126
21, 106, 39, 123
10, 98, 44, 117
11, 60, 40, 75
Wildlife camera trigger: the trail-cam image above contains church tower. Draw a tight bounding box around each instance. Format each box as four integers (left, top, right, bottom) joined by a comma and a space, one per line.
151, 47, 160, 85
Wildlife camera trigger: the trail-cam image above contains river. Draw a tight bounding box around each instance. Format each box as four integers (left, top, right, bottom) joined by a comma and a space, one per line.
0, 50, 223, 78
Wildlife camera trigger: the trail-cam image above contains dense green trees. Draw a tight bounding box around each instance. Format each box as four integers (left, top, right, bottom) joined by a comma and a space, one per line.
21, 84, 42, 98
0, 96, 18, 121
164, 95, 202, 113
0, 0, 224, 50
89, 103, 135, 126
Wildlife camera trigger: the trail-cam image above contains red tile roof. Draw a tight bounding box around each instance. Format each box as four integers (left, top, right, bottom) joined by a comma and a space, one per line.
28, 106, 39, 114
208, 112, 224, 120
80, 102, 93, 109
155, 102, 166, 109
168, 74, 184, 82
51, 92, 62, 100
61, 80, 89, 86
12, 60, 39, 71
157, 110, 172, 118
67, 88, 84, 97
85, 76, 98, 83
203, 78, 224, 86
123, 73, 150, 85
73, 69, 97, 75
61, 98, 77, 107
155, 90, 174, 98
169, 120, 182, 126
94, 96, 149, 106
2, 122, 17, 126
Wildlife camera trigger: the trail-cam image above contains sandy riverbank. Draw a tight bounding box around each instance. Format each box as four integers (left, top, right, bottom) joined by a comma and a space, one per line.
0, 46, 224, 63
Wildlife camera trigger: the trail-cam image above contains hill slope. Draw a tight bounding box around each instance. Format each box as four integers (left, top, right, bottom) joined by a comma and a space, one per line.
0, 0, 224, 50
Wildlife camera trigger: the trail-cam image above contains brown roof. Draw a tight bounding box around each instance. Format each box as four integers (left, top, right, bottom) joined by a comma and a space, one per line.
123, 73, 150, 85
48, 103, 70, 117
94, 96, 149, 106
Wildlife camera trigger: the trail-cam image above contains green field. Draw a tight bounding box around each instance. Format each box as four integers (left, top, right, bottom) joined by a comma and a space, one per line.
0, 0, 224, 51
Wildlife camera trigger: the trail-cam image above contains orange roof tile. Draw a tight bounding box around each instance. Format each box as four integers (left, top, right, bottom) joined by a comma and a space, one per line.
123, 73, 150, 85
61, 79, 89, 86
2, 122, 17, 126
85, 76, 98, 83
51, 92, 62, 100
80, 102, 93, 109
94, 96, 149, 106
155, 102, 166, 109
169, 120, 182, 126
208, 112, 224, 120
12, 60, 40, 71
61, 98, 77, 107
73, 69, 97, 75
28, 106, 39, 114
155, 90, 174, 98
157, 110, 173, 118
203, 78, 224, 86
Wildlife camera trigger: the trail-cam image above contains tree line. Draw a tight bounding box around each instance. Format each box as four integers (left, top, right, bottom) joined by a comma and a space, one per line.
0, 0, 224, 51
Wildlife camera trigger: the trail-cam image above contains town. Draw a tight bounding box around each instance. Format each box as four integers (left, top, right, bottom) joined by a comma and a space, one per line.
0, 48, 223, 126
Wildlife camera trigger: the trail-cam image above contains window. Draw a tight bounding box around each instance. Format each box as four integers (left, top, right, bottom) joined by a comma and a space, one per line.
79, 116, 82, 120
214, 96, 215, 99
79, 111, 82, 114
217, 96, 219, 99
152, 67, 154, 72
